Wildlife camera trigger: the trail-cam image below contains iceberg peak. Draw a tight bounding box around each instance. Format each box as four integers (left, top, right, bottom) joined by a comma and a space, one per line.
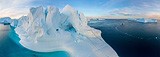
62, 5, 77, 13
30, 6, 44, 15
64, 4, 75, 10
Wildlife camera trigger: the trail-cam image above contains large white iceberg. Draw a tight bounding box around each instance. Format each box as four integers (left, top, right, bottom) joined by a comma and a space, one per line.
14, 5, 118, 57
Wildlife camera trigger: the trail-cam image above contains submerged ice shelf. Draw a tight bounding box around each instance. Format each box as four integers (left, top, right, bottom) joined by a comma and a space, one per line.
1, 5, 118, 57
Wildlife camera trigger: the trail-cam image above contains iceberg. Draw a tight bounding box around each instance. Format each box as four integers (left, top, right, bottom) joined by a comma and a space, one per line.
128, 18, 158, 23
136, 18, 157, 23
10, 19, 18, 27
0, 17, 11, 30
0, 17, 12, 25
14, 5, 118, 57
0, 17, 18, 27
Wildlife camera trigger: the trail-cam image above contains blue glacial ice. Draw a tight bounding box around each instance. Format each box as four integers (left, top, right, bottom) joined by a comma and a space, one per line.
0, 17, 18, 27
11, 5, 119, 57
10, 19, 18, 27
0, 17, 12, 24
0, 17, 12, 30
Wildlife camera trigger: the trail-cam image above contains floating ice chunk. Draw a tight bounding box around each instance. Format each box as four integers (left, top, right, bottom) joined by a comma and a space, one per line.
0, 17, 12, 25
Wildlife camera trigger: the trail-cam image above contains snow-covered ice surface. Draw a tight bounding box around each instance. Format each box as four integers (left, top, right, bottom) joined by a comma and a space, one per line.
14, 5, 118, 57
128, 18, 157, 23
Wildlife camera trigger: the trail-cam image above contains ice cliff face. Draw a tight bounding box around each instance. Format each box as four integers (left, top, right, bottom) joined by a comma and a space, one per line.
14, 5, 118, 57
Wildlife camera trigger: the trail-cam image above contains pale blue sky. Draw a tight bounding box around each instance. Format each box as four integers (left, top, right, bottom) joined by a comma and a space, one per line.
0, 0, 160, 19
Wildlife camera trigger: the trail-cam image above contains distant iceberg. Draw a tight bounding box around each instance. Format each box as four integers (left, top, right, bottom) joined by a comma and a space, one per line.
0, 17, 18, 27
12, 5, 118, 57
128, 18, 158, 23
0, 17, 12, 25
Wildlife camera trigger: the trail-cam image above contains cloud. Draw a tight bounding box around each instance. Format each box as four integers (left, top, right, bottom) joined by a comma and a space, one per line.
109, 8, 135, 16
0, 0, 34, 19
103, 0, 160, 19
0, 0, 160, 19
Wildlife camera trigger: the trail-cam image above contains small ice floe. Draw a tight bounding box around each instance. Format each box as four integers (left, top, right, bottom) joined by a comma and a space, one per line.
155, 37, 158, 39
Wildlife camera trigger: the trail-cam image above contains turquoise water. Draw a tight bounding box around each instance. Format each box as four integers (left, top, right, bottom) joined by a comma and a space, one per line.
0, 25, 70, 57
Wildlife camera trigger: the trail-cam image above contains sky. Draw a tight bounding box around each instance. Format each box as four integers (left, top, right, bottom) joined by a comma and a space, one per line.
0, 0, 160, 19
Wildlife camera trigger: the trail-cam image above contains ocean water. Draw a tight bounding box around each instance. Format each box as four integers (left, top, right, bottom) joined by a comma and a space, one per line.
1, 19, 160, 57
89, 19, 160, 57
0, 24, 70, 57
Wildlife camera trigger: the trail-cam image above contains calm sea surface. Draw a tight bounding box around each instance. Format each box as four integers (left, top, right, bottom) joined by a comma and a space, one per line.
89, 19, 160, 57
1, 19, 160, 57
